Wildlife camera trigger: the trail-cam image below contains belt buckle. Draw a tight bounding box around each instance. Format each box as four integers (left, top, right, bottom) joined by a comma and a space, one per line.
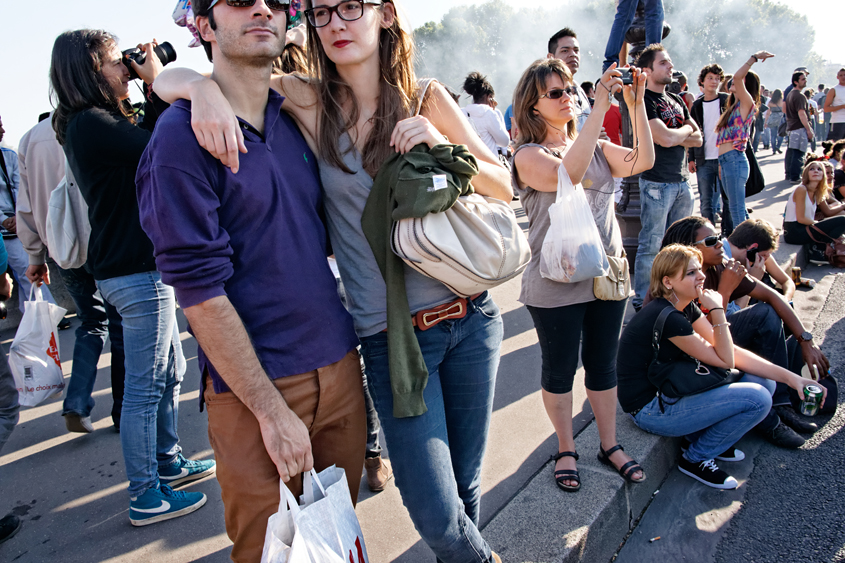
419, 301, 465, 330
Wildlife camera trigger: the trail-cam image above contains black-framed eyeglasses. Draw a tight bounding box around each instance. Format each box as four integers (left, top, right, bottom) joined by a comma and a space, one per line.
304, 0, 383, 28
539, 86, 578, 100
208, 0, 291, 12
693, 234, 723, 247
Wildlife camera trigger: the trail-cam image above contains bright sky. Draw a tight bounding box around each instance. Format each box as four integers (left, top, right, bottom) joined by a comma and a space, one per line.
0, 0, 839, 149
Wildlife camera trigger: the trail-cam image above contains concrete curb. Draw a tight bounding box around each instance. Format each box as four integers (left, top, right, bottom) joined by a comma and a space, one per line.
483, 410, 679, 563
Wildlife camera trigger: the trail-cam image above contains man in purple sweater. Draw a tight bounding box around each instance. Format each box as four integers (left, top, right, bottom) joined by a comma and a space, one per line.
135, 1, 365, 560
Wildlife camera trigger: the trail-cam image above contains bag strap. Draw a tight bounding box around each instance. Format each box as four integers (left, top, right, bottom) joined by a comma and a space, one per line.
650, 305, 675, 363
806, 223, 835, 244
301, 468, 328, 506
415, 78, 436, 117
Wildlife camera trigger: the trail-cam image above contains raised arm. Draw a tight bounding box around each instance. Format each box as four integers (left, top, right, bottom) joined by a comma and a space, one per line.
732, 51, 775, 120
601, 68, 655, 178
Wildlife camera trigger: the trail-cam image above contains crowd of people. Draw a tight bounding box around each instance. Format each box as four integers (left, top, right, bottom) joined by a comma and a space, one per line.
0, 1, 841, 561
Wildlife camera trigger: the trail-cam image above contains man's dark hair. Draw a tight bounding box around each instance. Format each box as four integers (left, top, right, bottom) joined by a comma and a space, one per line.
581, 81, 594, 95
675, 71, 687, 87
819, 84, 825, 90
191, 0, 218, 62
728, 219, 778, 252
661, 216, 711, 249
697, 63, 724, 87
636, 44, 666, 71
548, 28, 577, 55
792, 71, 805, 86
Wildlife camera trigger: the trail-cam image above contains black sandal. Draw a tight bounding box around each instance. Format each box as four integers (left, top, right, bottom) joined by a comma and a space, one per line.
552, 451, 580, 492
598, 444, 646, 483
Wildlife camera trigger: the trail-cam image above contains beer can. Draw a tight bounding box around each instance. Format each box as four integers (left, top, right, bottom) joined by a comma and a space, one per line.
800, 384, 823, 417
791, 266, 802, 283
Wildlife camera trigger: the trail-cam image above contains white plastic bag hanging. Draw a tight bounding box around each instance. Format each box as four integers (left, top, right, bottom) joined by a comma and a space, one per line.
9, 286, 68, 407
260, 466, 369, 563
540, 162, 609, 283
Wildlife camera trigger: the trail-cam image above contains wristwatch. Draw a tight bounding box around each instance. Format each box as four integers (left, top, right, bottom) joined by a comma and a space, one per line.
797, 331, 813, 343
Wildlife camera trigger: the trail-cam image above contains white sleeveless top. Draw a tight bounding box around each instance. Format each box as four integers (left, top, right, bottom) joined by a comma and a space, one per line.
784, 187, 817, 223
830, 84, 845, 124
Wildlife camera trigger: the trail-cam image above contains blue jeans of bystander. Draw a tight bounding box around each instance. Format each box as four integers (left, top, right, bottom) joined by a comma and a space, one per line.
695, 159, 720, 225
718, 149, 750, 231
602, 0, 664, 72
359, 292, 503, 563
97, 271, 184, 497
0, 355, 18, 454
634, 179, 695, 307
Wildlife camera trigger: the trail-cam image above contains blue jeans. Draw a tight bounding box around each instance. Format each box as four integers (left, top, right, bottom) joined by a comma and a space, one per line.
59, 266, 125, 423
0, 354, 19, 454
359, 293, 503, 563
97, 271, 185, 497
695, 159, 720, 225
718, 149, 750, 231
602, 0, 665, 71
634, 178, 694, 307
633, 374, 773, 462
768, 125, 783, 152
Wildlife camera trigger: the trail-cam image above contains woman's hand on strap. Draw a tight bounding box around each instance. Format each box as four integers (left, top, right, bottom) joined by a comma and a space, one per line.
189, 80, 248, 173
390, 115, 447, 154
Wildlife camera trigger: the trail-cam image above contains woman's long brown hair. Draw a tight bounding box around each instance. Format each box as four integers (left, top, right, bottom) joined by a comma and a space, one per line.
304, 0, 419, 177
512, 58, 576, 149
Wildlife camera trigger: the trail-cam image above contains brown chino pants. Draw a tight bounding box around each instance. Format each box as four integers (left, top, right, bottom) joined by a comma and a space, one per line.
204, 349, 367, 563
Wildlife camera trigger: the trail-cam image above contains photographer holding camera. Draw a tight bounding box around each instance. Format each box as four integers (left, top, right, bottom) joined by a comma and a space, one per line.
50, 29, 214, 526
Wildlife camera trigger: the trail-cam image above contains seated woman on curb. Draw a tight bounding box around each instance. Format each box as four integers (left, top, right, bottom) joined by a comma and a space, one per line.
616, 244, 823, 489
783, 159, 845, 249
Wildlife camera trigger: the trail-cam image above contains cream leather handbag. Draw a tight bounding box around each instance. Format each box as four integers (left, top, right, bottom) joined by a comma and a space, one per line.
390, 79, 531, 297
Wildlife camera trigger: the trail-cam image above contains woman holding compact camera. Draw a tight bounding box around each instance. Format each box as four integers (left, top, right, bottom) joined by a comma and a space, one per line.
50, 29, 214, 526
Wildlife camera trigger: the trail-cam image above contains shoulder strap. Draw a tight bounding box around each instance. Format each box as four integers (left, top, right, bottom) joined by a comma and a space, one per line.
415, 78, 436, 117
806, 223, 835, 244
650, 305, 676, 362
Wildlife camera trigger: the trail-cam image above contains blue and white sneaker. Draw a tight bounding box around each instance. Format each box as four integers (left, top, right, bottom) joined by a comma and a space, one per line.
129, 484, 207, 526
158, 454, 216, 487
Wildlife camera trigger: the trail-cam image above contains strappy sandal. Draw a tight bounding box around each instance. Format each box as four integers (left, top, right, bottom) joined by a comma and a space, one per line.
552, 451, 580, 493
598, 444, 646, 483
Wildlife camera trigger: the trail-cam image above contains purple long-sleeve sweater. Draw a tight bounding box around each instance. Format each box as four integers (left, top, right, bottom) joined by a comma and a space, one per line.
136, 91, 358, 397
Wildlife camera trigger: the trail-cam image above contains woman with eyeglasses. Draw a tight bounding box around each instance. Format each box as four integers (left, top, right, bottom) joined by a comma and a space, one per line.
616, 243, 822, 489
461, 71, 510, 160
154, 1, 512, 561
509, 58, 654, 492
714, 51, 773, 234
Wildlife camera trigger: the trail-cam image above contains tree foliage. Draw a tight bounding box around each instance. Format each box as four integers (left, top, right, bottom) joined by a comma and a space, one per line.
413, 0, 828, 105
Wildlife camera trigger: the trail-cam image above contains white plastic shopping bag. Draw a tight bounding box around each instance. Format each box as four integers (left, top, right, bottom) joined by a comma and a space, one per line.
261, 466, 369, 563
9, 286, 68, 407
540, 162, 609, 283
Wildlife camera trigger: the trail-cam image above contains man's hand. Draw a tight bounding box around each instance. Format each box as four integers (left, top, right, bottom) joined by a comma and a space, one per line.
747, 252, 766, 280
689, 161, 697, 174
0, 273, 12, 301
2, 216, 16, 234
718, 258, 746, 296
800, 342, 830, 379
257, 405, 314, 482
791, 373, 828, 409
26, 264, 49, 286
807, 128, 815, 141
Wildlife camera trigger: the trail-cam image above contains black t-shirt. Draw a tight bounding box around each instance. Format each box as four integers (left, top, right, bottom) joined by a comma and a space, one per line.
834, 169, 845, 199
617, 298, 702, 413
642, 90, 691, 183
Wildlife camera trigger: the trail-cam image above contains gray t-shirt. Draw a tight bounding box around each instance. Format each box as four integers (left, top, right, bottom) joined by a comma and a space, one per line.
319, 133, 456, 337
513, 142, 623, 308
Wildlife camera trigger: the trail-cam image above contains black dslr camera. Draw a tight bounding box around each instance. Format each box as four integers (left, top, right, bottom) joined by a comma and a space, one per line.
122, 42, 177, 81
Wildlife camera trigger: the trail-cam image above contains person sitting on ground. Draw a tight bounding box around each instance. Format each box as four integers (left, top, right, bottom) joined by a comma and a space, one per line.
725, 219, 795, 313
617, 244, 823, 489
462, 71, 510, 160
822, 138, 845, 167
659, 216, 830, 446
819, 160, 845, 213
783, 159, 845, 260
833, 157, 845, 201
511, 58, 654, 493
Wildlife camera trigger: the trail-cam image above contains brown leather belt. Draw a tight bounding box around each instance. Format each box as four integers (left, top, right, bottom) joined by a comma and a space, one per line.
384, 293, 484, 332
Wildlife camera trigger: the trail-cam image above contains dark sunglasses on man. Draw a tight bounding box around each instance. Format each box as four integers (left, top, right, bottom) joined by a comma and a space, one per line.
693, 234, 724, 247
208, 0, 291, 14
304, 0, 383, 28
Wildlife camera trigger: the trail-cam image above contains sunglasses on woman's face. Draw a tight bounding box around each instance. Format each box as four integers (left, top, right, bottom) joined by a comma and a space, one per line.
539, 86, 578, 100
208, 0, 291, 11
693, 234, 723, 247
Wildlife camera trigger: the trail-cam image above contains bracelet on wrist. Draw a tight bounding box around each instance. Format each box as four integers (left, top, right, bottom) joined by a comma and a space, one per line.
712, 322, 731, 329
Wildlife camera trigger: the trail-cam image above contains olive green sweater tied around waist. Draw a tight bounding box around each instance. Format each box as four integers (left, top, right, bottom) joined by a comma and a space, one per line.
361, 143, 479, 418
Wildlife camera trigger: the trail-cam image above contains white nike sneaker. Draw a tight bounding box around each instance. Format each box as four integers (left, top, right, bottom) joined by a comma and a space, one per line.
129, 484, 206, 526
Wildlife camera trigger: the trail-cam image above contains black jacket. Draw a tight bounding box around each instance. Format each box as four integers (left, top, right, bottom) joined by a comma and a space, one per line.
688, 93, 728, 167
